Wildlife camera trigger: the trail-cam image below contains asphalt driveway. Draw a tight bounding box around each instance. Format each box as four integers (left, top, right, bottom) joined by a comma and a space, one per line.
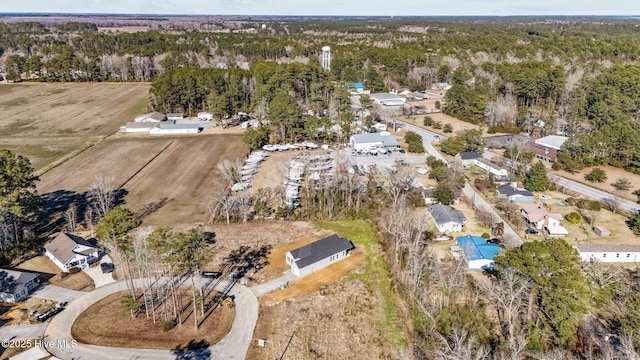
0, 323, 47, 340
31, 285, 85, 303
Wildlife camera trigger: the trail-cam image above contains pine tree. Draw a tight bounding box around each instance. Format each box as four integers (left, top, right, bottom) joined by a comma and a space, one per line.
524, 162, 549, 192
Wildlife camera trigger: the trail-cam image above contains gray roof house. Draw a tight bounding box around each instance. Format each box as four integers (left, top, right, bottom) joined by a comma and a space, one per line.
454, 151, 483, 166
496, 185, 535, 203
286, 234, 354, 277
44, 233, 100, 273
0, 268, 39, 303
428, 204, 466, 233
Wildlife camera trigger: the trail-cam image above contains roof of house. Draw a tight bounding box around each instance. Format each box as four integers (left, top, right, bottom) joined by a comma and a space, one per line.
350, 133, 400, 147
497, 185, 534, 198
457, 151, 482, 160
520, 203, 562, 222
289, 234, 354, 269
476, 158, 507, 171
44, 233, 97, 265
354, 82, 364, 88
575, 244, 640, 253
148, 112, 166, 121
456, 235, 501, 261
535, 135, 568, 150
0, 268, 38, 293
547, 224, 569, 236
428, 204, 466, 225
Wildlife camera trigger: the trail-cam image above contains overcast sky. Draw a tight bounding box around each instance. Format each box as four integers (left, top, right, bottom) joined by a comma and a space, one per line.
3, 0, 640, 16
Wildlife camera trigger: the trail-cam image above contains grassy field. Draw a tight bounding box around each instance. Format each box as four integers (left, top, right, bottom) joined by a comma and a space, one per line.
0, 83, 150, 171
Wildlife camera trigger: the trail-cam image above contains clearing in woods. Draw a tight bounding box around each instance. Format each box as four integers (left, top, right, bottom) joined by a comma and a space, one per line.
0, 83, 150, 171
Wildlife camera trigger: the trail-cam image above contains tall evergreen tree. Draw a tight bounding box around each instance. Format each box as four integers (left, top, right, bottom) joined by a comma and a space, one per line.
524, 162, 549, 192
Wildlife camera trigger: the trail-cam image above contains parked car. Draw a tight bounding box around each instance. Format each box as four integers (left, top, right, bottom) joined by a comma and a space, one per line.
487, 238, 500, 244
202, 271, 223, 278
416, 168, 428, 175
539, 195, 552, 200
525, 227, 539, 235
100, 262, 115, 274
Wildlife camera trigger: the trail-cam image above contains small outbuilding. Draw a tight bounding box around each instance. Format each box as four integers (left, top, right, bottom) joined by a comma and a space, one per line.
593, 226, 610, 237
456, 235, 501, 270
286, 234, 354, 277
0, 268, 39, 303
166, 113, 184, 121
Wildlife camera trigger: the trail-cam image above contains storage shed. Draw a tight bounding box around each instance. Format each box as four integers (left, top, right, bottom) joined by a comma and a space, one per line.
285, 234, 354, 277
593, 226, 610, 237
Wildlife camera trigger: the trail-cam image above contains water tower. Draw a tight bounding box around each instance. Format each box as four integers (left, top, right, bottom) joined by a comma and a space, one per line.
321, 46, 331, 71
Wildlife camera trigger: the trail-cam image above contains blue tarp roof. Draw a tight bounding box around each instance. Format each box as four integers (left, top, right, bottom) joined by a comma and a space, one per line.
354, 82, 364, 88
456, 235, 501, 261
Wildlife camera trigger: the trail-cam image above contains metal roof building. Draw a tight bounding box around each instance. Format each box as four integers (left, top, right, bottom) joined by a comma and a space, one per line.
369, 93, 406, 106
456, 235, 501, 270
349, 133, 401, 151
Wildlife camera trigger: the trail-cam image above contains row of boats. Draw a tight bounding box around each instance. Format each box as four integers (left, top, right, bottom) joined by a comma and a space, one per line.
262, 141, 320, 152
231, 151, 269, 192
283, 158, 306, 208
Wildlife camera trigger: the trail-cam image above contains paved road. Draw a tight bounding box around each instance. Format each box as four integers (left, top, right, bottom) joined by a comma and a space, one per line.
0, 323, 47, 341
549, 174, 640, 214
395, 119, 524, 247
462, 184, 523, 248
43, 278, 258, 360
7, 344, 50, 360
31, 285, 85, 303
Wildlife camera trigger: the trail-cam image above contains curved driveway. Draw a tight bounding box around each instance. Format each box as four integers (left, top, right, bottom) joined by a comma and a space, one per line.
44, 278, 258, 360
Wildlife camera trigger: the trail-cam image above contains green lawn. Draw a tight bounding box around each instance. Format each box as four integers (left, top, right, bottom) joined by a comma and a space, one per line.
316, 220, 406, 348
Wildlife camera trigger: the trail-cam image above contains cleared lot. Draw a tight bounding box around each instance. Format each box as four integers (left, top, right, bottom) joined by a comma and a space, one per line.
38, 134, 247, 225
0, 83, 150, 171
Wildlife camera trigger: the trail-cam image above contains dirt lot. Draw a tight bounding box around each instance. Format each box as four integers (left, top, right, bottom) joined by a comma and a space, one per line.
38, 134, 247, 226
0, 297, 58, 326
0, 83, 150, 171
72, 290, 234, 349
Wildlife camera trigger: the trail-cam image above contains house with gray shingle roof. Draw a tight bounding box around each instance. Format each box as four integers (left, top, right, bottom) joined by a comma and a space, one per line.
285, 234, 354, 277
428, 204, 466, 233
454, 151, 483, 166
496, 185, 534, 203
0, 268, 39, 303
44, 233, 100, 273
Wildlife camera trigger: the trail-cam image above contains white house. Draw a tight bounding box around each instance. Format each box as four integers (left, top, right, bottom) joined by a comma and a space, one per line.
149, 123, 200, 135
373, 123, 388, 132
197, 111, 214, 121
496, 185, 535, 203
369, 93, 406, 106
285, 234, 354, 277
456, 235, 501, 270
520, 203, 568, 237
134, 112, 166, 122
473, 158, 508, 177
0, 269, 39, 303
349, 133, 401, 151
454, 151, 482, 166
428, 204, 466, 233
44, 233, 100, 273
574, 245, 640, 263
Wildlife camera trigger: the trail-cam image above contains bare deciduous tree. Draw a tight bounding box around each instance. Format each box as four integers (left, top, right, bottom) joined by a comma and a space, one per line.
485, 94, 518, 128
89, 174, 116, 218
435, 327, 490, 360
216, 159, 242, 186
